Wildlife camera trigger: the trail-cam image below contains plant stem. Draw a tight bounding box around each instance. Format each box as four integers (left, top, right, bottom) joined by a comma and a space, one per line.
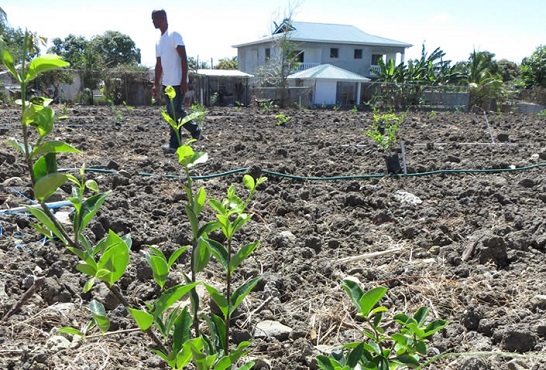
108, 284, 168, 354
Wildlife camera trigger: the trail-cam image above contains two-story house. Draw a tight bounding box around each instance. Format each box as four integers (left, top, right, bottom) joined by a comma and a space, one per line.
234, 20, 412, 79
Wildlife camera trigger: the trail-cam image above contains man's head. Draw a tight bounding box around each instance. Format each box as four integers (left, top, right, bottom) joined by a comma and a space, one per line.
152, 9, 167, 30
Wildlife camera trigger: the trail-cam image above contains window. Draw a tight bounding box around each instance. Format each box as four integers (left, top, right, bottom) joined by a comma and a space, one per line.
371, 54, 384, 65
330, 48, 339, 58
265, 48, 271, 61
354, 49, 363, 59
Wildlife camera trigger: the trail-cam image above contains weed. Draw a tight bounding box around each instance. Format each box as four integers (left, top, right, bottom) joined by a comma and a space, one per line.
537, 109, 546, 117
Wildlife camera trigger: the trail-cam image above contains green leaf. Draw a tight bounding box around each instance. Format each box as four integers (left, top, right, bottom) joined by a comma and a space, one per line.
148, 254, 169, 289
25, 54, 70, 82
208, 199, 227, 216
242, 174, 255, 190
88, 299, 109, 333
32, 153, 57, 183
34, 172, 67, 201
194, 186, 207, 215
424, 319, 448, 337
316, 356, 346, 370
193, 237, 211, 273
359, 286, 388, 317
172, 307, 192, 354
230, 276, 261, 315
230, 241, 260, 274
167, 246, 189, 269
76, 191, 110, 234
75, 263, 97, 277
1, 49, 19, 82
340, 279, 364, 312
6, 137, 29, 155
185, 203, 200, 236
392, 354, 420, 367
204, 238, 229, 271
413, 307, 429, 326
83, 277, 97, 293
197, 220, 221, 239
31, 106, 55, 137
26, 206, 68, 244
127, 307, 154, 331
347, 342, 365, 368
96, 231, 130, 285
204, 284, 229, 318
32, 140, 80, 157
57, 327, 84, 336
152, 282, 199, 318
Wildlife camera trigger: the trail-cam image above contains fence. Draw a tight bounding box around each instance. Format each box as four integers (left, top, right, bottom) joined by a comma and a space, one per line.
362, 82, 470, 111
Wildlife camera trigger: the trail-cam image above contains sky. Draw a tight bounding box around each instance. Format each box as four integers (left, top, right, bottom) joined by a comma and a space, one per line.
2, 0, 545, 68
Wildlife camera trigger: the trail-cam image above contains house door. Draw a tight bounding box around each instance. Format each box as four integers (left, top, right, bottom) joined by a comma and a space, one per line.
314, 80, 337, 106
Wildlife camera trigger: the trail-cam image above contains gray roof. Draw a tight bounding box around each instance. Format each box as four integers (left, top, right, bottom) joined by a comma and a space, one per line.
234, 21, 412, 48
288, 64, 370, 82
196, 69, 253, 78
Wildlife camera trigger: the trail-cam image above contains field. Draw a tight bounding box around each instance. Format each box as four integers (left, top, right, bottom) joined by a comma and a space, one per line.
1, 104, 546, 369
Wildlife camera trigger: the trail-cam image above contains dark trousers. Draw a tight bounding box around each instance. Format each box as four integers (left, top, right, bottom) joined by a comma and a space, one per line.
163, 85, 201, 147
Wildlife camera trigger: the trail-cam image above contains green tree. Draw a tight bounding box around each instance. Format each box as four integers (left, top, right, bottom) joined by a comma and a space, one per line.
497, 59, 520, 82
49, 34, 89, 67
90, 30, 141, 67
521, 45, 546, 88
188, 56, 209, 72
215, 56, 237, 69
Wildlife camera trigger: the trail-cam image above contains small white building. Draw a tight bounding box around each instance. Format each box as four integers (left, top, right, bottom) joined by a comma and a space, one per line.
287, 64, 370, 107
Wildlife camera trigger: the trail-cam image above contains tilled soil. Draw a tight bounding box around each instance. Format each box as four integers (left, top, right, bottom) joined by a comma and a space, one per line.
1, 104, 546, 370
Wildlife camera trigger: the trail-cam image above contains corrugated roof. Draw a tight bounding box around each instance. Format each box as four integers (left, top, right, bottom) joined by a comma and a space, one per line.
234, 21, 411, 48
287, 64, 370, 82
196, 69, 253, 78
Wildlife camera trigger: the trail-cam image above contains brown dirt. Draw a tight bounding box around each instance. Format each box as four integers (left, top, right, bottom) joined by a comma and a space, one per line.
1, 104, 546, 370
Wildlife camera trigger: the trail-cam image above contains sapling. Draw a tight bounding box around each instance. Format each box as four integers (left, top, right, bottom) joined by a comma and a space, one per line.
316, 279, 447, 370
364, 111, 405, 174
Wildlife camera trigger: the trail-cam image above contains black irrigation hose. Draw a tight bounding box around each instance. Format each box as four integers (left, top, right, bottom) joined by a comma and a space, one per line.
58, 161, 546, 182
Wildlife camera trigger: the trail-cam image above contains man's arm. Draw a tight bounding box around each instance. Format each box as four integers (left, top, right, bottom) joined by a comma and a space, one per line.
176, 45, 189, 93
153, 56, 162, 97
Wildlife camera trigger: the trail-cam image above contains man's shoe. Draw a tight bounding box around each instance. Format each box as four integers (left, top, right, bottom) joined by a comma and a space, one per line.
192, 129, 204, 141
162, 144, 177, 154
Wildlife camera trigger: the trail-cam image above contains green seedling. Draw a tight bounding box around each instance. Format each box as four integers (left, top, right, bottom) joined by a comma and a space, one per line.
275, 112, 291, 126
316, 279, 447, 370
162, 86, 205, 147
364, 112, 404, 154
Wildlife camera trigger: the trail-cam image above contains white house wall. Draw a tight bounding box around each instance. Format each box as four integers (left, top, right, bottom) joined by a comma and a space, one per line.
238, 41, 406, 78
314, 80, 337, 106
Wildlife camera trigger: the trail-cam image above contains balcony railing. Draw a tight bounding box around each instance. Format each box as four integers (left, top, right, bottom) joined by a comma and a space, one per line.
295, 63, 320, 71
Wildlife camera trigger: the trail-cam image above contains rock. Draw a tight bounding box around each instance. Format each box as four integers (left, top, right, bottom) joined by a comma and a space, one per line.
254, 320, 293, 340
46, 335, 71, 351
499, 329, 536, 353
394, 190, 422, 205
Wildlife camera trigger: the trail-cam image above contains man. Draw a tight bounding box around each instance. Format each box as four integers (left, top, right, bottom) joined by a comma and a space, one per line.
151, 9, 203, 153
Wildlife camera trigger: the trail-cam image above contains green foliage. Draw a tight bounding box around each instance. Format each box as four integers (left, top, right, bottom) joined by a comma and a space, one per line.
538, 109, 546, 118
316, 279, 448, 370
521, 45, 546, 88
364, 112, 404, 153
274, 112, 291, 126
215, 56, 238, 70
190, 102, 208, 127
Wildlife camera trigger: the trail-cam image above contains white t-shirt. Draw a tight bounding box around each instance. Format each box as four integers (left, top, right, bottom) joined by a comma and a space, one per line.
155, 29, 185, 86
